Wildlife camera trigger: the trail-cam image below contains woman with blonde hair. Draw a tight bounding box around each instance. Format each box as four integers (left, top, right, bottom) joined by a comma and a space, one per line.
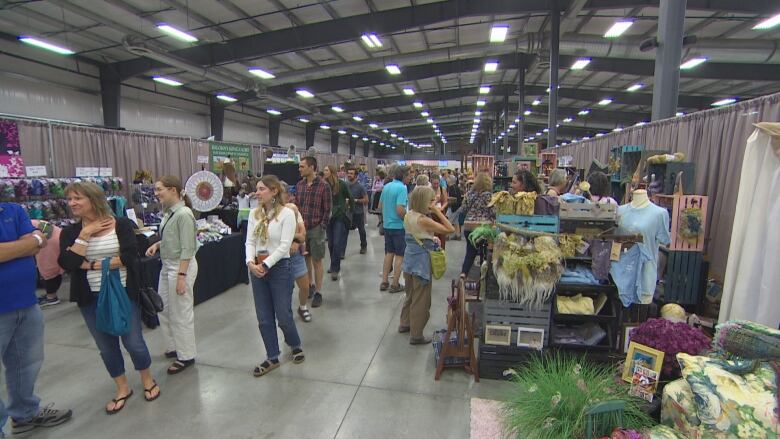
145, 175, 198, 374
323, 165, 353, 281
245, 175, 304, 376
399, 186, 455, 345
59, 181, 160, 414
459, 172, 495, 279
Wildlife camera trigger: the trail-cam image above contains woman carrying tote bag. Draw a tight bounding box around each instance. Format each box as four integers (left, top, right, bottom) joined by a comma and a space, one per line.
59, 182, 160, 415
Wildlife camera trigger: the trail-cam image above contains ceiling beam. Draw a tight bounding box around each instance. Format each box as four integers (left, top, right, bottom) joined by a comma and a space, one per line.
113, 0, 563, 78
583, 0, 777, 13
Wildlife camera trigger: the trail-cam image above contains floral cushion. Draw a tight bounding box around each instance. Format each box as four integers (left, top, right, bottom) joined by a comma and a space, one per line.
676, 353, 779, 438
661, 379, 700, 437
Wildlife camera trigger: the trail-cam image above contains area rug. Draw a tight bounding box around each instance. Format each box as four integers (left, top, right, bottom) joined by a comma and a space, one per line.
470, 397, 508, 439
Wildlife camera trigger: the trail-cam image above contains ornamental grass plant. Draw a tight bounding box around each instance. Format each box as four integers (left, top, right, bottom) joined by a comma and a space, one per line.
501, 353, 654, 439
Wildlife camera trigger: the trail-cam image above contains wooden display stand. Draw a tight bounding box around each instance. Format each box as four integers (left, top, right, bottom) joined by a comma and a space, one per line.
471, 155, 495, 176
436, 279, 479, 381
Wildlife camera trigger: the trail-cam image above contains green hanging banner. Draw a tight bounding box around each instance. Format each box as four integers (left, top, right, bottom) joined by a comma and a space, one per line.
209, 141, 252, 173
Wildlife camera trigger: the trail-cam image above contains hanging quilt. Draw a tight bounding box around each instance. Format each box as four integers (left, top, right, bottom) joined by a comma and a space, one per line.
0, 120, 24, 177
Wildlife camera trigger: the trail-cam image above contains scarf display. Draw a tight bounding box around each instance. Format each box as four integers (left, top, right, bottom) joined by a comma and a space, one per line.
492, 233, 563, 308
489, 191, 537, 215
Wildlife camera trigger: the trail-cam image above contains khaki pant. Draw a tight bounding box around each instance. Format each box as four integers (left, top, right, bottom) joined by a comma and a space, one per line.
158, 259, 197, 361
400, 273, 432, 338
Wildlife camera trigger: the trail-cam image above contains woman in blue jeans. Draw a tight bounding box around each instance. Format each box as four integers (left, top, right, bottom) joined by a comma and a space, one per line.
323, 165, 353, 281
245, 175, 304, 377
58, 181, 160, 414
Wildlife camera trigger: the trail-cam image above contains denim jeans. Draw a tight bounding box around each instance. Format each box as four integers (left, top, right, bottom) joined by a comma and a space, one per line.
347, 212, 367, 250
0, 305, 43, 427
80, 298, 152, 378
326, 217, 348, 273
461, 231, 479, 276
250, 259, 301, 361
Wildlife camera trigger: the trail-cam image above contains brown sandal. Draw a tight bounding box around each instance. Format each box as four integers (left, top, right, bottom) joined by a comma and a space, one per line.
106, 390, 133, 415
144, 381, 160, 402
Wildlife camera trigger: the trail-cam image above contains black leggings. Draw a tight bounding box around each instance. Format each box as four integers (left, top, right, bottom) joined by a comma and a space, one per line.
41, 274, 63, 295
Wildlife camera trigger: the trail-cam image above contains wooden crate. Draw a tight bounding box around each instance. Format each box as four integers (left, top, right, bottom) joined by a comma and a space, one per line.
559, 203, 617, 220
483, 298, 552, 347
496, 214, 559, 233
670, 195, 708, 251
665, 251, 704, 305
478, 343, 542, 380
648, 162, 696, 195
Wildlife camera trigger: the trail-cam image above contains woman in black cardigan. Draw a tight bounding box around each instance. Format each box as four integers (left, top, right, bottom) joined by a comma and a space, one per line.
58, 182, 160, 415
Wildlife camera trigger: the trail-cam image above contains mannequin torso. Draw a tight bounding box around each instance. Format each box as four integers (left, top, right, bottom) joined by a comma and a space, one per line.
630, 189, 650, 209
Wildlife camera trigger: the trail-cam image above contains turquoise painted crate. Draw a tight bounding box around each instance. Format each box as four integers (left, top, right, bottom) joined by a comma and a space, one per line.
496, 215, 559, 233
665, 251, 704, 305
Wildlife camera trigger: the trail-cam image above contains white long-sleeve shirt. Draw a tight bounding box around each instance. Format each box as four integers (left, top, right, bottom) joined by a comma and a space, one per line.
245, 206, 295, 268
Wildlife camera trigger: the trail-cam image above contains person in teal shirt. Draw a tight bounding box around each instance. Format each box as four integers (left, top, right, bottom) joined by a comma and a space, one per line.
379, 165, 411, 293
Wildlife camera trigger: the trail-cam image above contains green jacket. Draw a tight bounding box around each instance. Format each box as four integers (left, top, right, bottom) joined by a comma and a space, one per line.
331, 180, 354, 221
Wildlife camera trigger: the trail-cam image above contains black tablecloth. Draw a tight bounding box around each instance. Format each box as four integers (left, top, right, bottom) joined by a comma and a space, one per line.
202, 208, 239, 230
139, 232, 248, 305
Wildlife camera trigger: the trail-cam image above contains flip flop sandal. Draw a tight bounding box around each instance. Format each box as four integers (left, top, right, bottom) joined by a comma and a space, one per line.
106, 390, 133, 415
167, 359, 195, 375
144, 381, 161, 402
253, 360, 280, 377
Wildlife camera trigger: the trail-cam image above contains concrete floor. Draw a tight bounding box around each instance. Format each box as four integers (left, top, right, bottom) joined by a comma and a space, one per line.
18, 222, 510, 439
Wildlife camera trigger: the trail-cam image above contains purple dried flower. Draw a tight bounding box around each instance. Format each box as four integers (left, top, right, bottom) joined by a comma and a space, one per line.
629, 318, 711, 379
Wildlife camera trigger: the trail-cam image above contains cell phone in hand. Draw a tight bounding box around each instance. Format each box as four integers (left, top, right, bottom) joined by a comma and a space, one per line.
36, 221, 54, 239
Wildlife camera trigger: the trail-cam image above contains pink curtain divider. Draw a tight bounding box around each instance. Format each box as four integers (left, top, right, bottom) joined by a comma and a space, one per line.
542, 92, 780, 278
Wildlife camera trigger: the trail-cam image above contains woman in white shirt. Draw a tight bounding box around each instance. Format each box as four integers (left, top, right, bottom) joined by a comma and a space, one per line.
245, 175, 304, 377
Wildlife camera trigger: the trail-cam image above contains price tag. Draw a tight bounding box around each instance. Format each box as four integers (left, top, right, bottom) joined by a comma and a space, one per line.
26, 166, 47, 177
76, 167, 99, 177
197, 155, 209, 164
99, 167, 113, 177
610, 241, 622, 261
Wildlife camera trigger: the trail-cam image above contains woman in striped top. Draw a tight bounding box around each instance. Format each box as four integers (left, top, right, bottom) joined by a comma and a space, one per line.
58, 182, 160, 415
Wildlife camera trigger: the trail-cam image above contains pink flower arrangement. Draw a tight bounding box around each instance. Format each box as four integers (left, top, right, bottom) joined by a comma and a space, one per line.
629, 318, 711, 378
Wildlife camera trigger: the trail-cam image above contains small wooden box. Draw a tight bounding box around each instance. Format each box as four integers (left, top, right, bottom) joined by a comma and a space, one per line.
670, 195, 708, 252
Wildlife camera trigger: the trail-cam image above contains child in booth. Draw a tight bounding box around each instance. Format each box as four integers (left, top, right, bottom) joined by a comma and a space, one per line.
31, 220, 64, 306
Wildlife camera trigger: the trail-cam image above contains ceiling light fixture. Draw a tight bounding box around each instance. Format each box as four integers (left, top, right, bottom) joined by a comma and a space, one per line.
385, 64, 401, 75
152, 76, 182, 87
489, 25, 509, 43
532, 99, 541, 106
362, 137, 369, 141
248, 68, 275, 79
403, 88, 415, 96
331, 105, 344, 112
578, 109, 590, 116
634, 121, 646, 127
514, 117, 520, 123
479, 86, 491, 94
320, 124, 330, 129
524, 110, 531, 116
216, 94, 237, 103
484, 61, 499, 72
299, 117, 310, 123
613, 127, 623, 132
476, 100, 486, 107
369, 123, 379, 129
267, 109, 281, 115
296, 89, 315, 98
571, 58, 591, 70
157, 23, 198, 42
338, 129, 347, 135
563, 117, 573, 123
680, 57, 707, 70
351, 133, 359, 138
604, 20, 633, 38
753, 13, 780, 30
413, 101, 423, 108
426, 118, 434, 124
675, 112, 685, 117
390, 133, 398, 138
352, 115, 363, 122
382, 129, 389, 133
711, 98, 737, 106
598, 98, 613, 106
361, 33, 383, 48
626, 83, 643, 92
421, 111, 430, 117
18, 36, 75, 55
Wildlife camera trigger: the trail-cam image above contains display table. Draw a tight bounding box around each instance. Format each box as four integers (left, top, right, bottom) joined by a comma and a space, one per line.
202, 208, 239, 230
139, 232, 248, 305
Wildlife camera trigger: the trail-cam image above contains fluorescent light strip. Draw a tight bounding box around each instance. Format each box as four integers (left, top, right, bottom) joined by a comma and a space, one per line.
420, 111, 430, 117
157, 24, 198, 42
18, 36, 74, 55
267, 109, 281, 115
532, 99, 541, 106
604, 20, 633, 38
476, 100, 486, 107
563, 117, 573, 123
712, 98, 737, 106
320, 124, 330, 130
403, 88, 415, 96
338, 129, 347, 135
217, 94, 237, 103
489, 25, 509, 43
352, 115, 363, 122
571, 58, 591, 70
369, 123, 379, 129
578, 109, 590, 115
598, 98, 613, 106
524, 110, 531, 116
369, 34, 382, 47
479, 86, 491, 94
296, 89, 315, 98
484, 61, 498, 72
332, 105, 344, 112
153, 76, 182, 87
385, 64, 401, 75
299, 117, 310, 123
626, 83, 643, 92
249, 68, 275, 79
413, 101, 423, 108
753, 13, 780, 30
680, 57, 707, 70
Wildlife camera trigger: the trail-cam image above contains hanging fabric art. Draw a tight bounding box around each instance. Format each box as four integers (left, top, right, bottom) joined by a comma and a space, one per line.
492, 233, 563, 308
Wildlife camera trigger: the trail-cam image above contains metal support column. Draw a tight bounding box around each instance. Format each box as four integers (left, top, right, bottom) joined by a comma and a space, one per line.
652, 0, 687, 120
330, 131, 340, 154
209, 96, 225, 141
548, 2, 560, 149
349, 136, 357, 155
305, 123, 316, 149
503, 91, 509, 157
268, 119, 280, 147
99, 65, 122, 128
517, 69, 525, 156
363, 140, 370, 157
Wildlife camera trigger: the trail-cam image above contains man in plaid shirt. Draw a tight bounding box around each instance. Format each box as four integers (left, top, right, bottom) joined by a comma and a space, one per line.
296, 157, 332, 308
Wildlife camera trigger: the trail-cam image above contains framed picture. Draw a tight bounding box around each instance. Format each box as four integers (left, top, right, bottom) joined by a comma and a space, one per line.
485, 324, 512, 346
621, 323, 640, 353
516, 327, 544, 350
622, 341, 664, 383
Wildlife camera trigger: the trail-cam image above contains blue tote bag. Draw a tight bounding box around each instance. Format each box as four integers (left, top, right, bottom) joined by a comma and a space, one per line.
96, 258, 132, 336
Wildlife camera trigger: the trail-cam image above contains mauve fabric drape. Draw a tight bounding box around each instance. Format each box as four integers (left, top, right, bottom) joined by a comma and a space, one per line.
17, 120, 49, 169
543, 92, 780, 278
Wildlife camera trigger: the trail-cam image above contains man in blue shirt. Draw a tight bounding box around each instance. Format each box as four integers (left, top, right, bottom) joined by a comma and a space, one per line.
0, 203, 71, 435
379, 165, 411, 293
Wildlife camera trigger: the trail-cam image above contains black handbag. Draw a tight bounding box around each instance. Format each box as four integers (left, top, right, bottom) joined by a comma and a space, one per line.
135, 259, 164, 329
